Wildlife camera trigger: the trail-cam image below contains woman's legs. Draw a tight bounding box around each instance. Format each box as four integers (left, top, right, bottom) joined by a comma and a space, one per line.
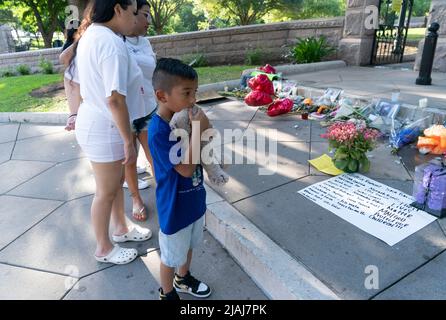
111, 174, 129, 236
90, 160, 125, 257
125, 133, 146, 221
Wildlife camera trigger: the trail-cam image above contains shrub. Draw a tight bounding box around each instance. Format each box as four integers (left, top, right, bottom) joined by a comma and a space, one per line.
181, 53, 208, 67
245, 48, 265, 65
1, 68, 16, 77
39, 58, 54, 74
290, 36, 336, 64
16, 64, 31, 75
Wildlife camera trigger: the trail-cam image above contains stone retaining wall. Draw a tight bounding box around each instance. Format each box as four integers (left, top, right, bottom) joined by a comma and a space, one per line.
0, 17, 344, 72
0, 48, 63, 73
149, 17, 344, 65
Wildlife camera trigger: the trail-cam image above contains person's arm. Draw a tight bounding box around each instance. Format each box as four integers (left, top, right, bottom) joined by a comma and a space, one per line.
64, 77, 81, 131
175, 108, 210, 177
59, 44, 75, 67
107, 91, 136, 165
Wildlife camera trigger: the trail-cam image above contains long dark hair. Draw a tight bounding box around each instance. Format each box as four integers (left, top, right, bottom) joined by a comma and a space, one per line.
68, 0, 133, 81
67, 2, 93, 82
92, 0, 134, 23
62, 19, 80, 51
136, 0, 149, 10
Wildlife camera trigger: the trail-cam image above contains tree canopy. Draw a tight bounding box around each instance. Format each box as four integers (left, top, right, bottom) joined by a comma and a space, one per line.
0, 0, 67, 48
147, 0, 188, 34
196, 0, 304, 26
0, 0, 350, 45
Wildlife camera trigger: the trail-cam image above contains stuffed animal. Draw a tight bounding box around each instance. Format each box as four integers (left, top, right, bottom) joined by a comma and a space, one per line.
170, 105, 229, 185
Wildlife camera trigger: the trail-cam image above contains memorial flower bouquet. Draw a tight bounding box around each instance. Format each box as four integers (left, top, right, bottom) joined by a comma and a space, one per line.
321, 120, 381, 173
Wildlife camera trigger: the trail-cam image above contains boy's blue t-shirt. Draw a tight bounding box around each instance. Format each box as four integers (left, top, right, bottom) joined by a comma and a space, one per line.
148, 113, 207, 235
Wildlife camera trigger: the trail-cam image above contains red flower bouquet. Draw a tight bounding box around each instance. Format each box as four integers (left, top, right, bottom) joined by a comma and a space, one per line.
267, 98, 294, 117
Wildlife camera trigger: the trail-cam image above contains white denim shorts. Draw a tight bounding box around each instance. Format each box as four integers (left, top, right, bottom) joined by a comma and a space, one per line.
159, 215, 205, 268
75, 104, 125, 163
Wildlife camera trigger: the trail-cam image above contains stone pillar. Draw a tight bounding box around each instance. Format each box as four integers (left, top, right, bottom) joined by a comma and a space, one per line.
338, 0, 380, 66
415, 0, 446, 72
0, 25, 15, 54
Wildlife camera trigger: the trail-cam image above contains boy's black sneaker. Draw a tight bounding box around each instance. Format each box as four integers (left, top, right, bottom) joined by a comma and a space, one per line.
173, 271, 212, 298
159, 287, 180, 300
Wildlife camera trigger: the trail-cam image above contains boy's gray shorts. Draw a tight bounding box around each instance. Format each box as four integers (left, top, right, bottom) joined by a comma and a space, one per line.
159, 215, 205, 268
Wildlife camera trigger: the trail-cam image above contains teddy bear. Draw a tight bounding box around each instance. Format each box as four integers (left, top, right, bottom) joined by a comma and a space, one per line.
169, 105, 229, 185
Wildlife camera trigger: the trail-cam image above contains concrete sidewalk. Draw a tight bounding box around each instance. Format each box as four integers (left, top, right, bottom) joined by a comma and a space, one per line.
285, 65, 446, 110
0, 123, 267, 300
1, 65, 446, 300
202, 99, 446, 300
197, 65, 446, 299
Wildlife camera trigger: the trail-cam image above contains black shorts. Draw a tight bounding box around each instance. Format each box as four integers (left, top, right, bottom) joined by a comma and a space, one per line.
132, 109, 157, 135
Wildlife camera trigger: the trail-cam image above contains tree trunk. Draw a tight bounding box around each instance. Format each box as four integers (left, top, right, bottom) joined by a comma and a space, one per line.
42, 33, 53, 48
155, 25, 163, 34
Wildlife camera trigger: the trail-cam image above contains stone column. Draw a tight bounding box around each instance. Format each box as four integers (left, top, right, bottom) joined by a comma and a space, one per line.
415, 0, 446, 72
338, 0, 380, 66
0, 25, 15, 54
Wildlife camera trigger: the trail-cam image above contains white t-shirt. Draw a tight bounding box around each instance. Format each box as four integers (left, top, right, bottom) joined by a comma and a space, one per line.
125, 36, 157, 115
77, 24, 146, 122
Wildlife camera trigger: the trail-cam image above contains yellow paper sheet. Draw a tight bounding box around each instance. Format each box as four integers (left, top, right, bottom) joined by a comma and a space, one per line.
308, 154, 344, 176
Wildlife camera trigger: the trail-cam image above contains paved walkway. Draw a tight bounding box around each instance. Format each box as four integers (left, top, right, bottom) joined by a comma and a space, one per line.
199, 98, 446, 299
286, 65, 446, 110
0, 123, 267, 300
197, 65, 446, 299
1, 65, 446, 300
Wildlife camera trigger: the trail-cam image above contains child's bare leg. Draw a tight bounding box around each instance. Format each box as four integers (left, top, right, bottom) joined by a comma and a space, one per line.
177, 249, 193, 277
160, 262, 175, 294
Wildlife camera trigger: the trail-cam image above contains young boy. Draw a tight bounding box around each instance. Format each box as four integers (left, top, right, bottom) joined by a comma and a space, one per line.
149, 58, 212, 300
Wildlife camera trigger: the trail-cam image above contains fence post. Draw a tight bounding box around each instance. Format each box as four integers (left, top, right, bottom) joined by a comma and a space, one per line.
416, 23, 440, 85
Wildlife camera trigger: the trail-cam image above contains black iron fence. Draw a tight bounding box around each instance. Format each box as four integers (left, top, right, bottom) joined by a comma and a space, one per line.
371, 0, 414, 65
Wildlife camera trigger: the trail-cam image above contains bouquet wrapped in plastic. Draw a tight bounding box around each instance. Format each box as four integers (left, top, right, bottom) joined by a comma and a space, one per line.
244, 90, 274, 106
267, 98, 294, 117
248, 74, 275, 95
259, 64, 277, 74
390, 116, 427, 150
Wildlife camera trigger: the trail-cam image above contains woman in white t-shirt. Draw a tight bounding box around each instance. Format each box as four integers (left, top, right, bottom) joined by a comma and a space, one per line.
123, 0, 157, 222
75, 0, 152, 265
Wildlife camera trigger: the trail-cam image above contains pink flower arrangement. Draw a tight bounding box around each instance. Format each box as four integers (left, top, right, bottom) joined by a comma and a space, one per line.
321, 121, 381, 173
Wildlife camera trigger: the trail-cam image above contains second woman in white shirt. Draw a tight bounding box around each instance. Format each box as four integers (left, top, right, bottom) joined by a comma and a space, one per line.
123, 0, 157, 221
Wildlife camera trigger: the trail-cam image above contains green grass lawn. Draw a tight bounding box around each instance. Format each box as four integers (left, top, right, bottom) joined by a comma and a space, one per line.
406, 27, 426, 41
196, 65, 255, 85
0, 65, 254, 113
0, 73, 65, 113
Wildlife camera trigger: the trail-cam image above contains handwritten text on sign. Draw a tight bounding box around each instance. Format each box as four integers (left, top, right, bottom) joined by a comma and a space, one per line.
298, 174, 436, 246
